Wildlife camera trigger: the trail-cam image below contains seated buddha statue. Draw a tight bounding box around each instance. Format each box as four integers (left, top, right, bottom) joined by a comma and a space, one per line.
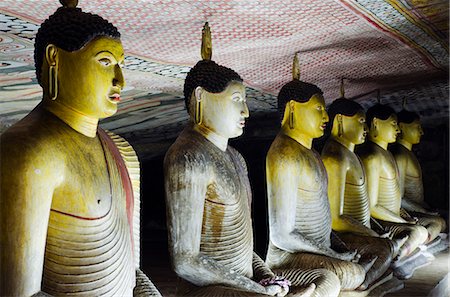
0, 1, 161, 296
389, 108, 446, 244
265, 57, 376, 293
164, 24, 336, 297
356, 104, 432, 279
321, 98, 405, 292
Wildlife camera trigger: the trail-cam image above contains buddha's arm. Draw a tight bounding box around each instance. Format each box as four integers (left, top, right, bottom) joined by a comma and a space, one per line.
252, 252, 276, 281
363, 157, 405, 223
401, 199, 434, 214
323, 158, 378, 237
393, 153, 407, 197
164, 154, 266, 294
267, 156, 354, 260
0, 141, 62, 296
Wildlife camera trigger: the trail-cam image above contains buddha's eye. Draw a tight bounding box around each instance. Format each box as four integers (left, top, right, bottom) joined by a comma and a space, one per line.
232, 95, 245, 102
316, 106, 322, 111
98, 58, 112, 66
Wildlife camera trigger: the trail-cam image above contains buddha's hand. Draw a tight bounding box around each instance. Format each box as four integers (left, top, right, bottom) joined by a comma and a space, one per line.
260, 276, 290, 296
336, 249, 360, 262
379, 229, 393, 239
404, 216, 418, 224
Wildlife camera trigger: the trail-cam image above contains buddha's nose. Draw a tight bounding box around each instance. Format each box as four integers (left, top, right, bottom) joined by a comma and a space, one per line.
241, 102, 249, 118
113, 65, 125, 89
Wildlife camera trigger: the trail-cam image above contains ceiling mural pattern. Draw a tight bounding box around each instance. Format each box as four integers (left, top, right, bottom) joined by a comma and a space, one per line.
0, 1, 448, 159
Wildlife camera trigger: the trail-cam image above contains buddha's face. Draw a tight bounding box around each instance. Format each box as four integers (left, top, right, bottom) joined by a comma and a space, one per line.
399, 119, 423, 144
373, 114, 399, 143
292, 93, 329, 138
341, 111, 367, 145
56, 36, 125, 118
201, 81, 248, 139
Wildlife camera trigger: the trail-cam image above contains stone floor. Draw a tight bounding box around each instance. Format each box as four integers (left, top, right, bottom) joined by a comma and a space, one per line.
142, 237, 449, 297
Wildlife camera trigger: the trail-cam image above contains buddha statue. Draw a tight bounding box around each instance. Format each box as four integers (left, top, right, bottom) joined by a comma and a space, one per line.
164, 24, 335, 297
356, 104, 432, 279
0, 1, 161, 296
265, 56, 375, 294
390, 107, 446, 244
321, 97, 405, 292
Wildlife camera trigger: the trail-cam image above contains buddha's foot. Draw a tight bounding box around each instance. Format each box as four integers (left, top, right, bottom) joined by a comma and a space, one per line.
366, 276, 403, 297
392, 251, 434, 280
427, 235, 449, 255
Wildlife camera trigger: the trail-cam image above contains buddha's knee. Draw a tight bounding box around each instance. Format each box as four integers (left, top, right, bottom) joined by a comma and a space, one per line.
415, 225, 428, 245
309, 269, 340, 297
334, 261, 365, 291
281, 268, 340, 297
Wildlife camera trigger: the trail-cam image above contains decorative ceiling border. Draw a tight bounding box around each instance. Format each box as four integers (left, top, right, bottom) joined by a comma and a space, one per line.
338, 0, 448, 70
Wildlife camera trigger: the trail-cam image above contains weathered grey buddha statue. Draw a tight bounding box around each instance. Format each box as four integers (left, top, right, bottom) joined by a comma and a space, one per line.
265, 57, 376, 294
321, 98, 405, 293
390, 108, 446, 244
356, 104, 432, 279
0, 1, 161, 296
164, 24, 334, 297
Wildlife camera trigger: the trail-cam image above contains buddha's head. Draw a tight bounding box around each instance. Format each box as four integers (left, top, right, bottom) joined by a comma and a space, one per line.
397, 109, 423, 145
35, 0, 124, 119
327, 98, 367, 145
184, 60, 248, 139
366, 104, 399, 144
278, 79, 328, 139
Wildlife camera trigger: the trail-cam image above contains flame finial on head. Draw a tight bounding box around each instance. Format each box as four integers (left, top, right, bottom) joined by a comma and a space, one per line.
402, 97, 407, 109
59, 0, 78, 8
201, 22, 212, 60
340, 78, 345, 98
292, 52, 300, 80
377, 89, 382, 104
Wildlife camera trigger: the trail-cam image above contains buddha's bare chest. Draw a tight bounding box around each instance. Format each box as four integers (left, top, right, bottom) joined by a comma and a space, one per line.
51, 138, 112, 218
346, 153, 365, 185
377, 150, 399, 179
405, 152, 421, 178
297, 152, 327, 193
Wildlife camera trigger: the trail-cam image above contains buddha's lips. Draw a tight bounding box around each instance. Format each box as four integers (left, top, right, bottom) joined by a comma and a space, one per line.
109, 94, 121, 102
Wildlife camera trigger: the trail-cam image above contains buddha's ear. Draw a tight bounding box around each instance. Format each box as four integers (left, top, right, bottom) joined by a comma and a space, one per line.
45, 44, 58, 67
194, 86, 204, 102
372, 117, 378, 129
288, 100, 295, 111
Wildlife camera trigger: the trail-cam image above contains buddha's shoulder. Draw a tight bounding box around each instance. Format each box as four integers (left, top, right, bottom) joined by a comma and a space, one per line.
2, 109, 64, 152
321, 139, 349, 161
389, 143, 408, 157
164, 127, 210, 165
356, 142, 384, 162
267, 134, 308, 162
1, 113, 67, 170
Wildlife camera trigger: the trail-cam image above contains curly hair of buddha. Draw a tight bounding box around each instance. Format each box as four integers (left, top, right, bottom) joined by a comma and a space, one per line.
183, 60, 243, 113
277, 79, 323, 122
327, 98, 364, 126
34, 6, 120, 83
397, 109, 420, 124
366, 104, 396, 125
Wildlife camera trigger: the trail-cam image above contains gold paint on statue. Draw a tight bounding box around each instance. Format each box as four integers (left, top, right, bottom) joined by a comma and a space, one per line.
391, 117, 446, 242
0, 4, 160, 295
357, 108, 429, 266
322, 100, 405, 293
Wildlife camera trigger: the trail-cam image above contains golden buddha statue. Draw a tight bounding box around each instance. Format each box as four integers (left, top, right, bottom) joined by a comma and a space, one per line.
321, 97, 404, 292
164, 24, 333, 297
356, 104, 432, 279
390, 107, 446, 244
0, 1, 161, 296
265, 56, 375, 294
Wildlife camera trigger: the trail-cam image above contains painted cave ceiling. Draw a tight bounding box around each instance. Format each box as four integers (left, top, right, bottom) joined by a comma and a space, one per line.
0, 0, 448, 159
